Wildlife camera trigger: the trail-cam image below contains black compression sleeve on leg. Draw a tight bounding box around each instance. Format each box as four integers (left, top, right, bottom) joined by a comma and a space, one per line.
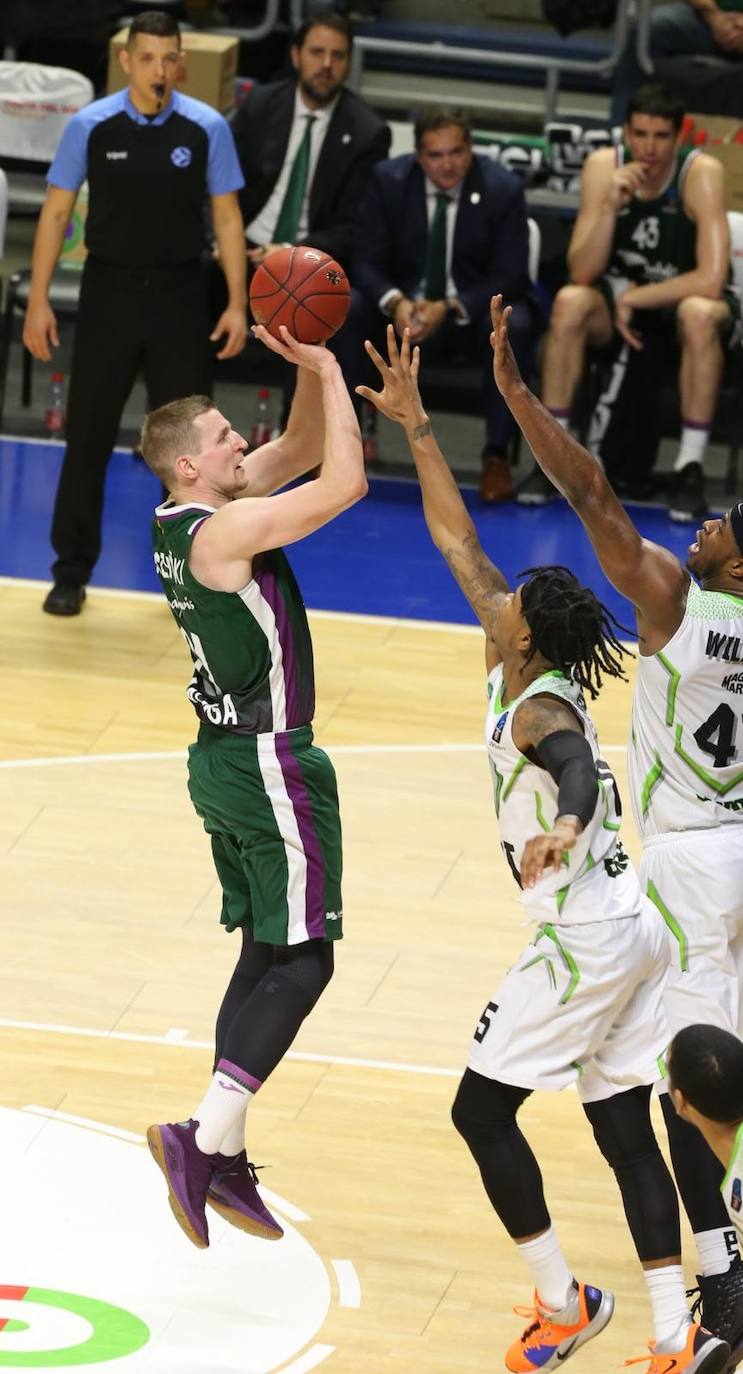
221, 940, 334, 1085
660, 1090, 729, 1234
214, 928, 273, 1070
584, 1087, 681, 1262
451, 1069, 551, 1239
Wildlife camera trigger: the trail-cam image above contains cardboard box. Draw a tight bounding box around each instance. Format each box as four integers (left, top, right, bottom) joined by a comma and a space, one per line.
686, 114, 743, 212
107, 30, 238, 112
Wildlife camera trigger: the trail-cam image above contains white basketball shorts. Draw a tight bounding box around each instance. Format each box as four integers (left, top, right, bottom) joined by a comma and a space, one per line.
467, 900, 669, 1103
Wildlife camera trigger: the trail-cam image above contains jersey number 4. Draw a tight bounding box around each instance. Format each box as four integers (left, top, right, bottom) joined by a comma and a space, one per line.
694, 703, 739, 768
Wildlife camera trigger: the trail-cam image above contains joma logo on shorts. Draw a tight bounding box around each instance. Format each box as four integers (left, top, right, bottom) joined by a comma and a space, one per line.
325, 911, 342, 921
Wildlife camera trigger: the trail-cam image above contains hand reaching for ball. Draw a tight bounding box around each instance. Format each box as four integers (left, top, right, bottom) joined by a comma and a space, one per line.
252, 322, 339, 375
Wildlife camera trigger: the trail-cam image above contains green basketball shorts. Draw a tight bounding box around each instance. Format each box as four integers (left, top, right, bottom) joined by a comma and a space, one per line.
187, 723, 343, 945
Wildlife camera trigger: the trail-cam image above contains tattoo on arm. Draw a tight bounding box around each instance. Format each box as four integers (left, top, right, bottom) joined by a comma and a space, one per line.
412, 421, 431, 440
512, 695, 582, 753
443, 531, 510, 637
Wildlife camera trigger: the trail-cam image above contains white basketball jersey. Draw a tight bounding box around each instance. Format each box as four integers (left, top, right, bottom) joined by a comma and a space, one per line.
485, 665, 643, 926
628, 582, 743, 838
722, 1123, 743, 1242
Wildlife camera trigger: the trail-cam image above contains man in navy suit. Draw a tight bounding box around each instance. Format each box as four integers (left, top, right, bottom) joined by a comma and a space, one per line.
231, 11, 390, 271
330, 106, 538, 502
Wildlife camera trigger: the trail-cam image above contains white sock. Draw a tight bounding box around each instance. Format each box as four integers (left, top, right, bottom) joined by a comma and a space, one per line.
695, 1226, 740, 1277
219, 1109, 248, 1156
516, 1225, 574, 1311
675, 423, 710, 472
193, 1062, 258, 1155
643, 1265, 691, 1347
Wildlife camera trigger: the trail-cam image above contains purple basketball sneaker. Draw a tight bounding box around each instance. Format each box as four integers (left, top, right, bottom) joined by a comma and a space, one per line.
207, 1152, 284, 1241
146, 1118, 220, 1249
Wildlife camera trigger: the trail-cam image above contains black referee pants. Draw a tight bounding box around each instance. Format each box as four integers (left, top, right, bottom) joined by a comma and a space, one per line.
51, 256, 212, 587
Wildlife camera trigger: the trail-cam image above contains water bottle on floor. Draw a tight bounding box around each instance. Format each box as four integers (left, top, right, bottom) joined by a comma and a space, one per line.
44, 372, 65, 437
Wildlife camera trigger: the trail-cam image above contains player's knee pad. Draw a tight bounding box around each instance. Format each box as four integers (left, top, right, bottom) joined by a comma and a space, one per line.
273, 940, 334, 1010
451, 1069, 530, 1148
583, 1085, 657, 1171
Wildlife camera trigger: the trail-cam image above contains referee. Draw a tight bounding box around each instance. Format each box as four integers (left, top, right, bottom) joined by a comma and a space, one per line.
23, 9, 247, 616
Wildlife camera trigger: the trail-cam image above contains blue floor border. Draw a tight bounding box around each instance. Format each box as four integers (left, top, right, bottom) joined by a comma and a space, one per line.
0, 434, 706, 634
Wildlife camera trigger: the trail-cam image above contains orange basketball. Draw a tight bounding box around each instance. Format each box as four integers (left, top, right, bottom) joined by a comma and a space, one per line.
249, 245, 351, 343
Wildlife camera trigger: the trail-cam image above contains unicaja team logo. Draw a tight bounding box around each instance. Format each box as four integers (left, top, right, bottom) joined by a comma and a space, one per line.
170, 146, 192, 168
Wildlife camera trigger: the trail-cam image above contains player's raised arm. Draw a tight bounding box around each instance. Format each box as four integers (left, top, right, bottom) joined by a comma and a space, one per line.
490, 297, 689, 648
187, 329, 366, 589
231, 328, 335, 497
357, 325, 510, 646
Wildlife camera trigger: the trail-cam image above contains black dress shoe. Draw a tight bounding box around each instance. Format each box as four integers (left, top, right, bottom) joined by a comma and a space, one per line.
42, 583, 86, 616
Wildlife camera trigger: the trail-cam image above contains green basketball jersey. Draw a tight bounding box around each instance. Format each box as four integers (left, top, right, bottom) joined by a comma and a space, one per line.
152, 499, 315, 733
628, 582, 743, 836
608, 147, 700, 287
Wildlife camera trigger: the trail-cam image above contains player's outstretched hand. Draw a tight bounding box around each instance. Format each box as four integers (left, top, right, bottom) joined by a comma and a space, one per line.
355, 325, 425, 427
251, 323, 336, 375
490, 294, 524, 400
520, 818, 581, 890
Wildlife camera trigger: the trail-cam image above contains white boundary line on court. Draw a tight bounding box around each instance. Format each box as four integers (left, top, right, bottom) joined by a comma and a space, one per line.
23, 1103, 145, 1143
0, 1016, 462, 1080
279, 1344, 335, 1374
331, 1261, 362, 1309
0, 741, 626, 771
0, 574, 483, 633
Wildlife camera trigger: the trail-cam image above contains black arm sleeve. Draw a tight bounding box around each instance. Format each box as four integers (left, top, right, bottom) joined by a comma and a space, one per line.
534, 729, 598, 831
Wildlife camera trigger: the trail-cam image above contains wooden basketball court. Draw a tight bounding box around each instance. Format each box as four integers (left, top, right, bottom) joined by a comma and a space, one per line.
0, 577, 690, 1373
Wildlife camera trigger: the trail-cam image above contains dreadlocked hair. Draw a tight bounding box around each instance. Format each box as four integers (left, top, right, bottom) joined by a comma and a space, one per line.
518, 565, 632, 700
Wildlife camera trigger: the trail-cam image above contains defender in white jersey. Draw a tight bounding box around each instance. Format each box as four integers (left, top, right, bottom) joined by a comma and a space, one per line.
358, 326, 729, 1374
489, 292, 743, 1365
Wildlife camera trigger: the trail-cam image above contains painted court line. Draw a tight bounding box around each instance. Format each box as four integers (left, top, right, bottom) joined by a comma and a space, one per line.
1, 1016, 461, 1080
20, 1105, 312, 1224
0, 574, 480, 632
259, 1188, 310, 1224
0, 741, 626, 771
280, 1344, 335, 1374
331, 1260, 362, 1309
23, 1103, 145, 1143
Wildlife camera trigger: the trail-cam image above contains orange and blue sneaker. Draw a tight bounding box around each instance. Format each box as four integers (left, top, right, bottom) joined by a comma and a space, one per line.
505, 1279, 614, 1371
624, 1322, 730, 1374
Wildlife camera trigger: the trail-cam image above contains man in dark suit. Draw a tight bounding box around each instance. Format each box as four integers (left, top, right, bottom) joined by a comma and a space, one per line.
331, 106, 538, 502
231, 10, 390, 272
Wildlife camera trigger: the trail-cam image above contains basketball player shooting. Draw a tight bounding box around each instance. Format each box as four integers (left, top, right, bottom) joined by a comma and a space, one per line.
356, 324, 730, 1374
137, 324, 366, 1251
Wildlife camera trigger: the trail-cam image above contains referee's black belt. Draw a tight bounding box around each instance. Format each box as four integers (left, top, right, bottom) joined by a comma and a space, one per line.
84, 256, 204, 291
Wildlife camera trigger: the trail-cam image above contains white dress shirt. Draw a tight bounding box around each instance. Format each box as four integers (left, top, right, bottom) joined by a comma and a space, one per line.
247, 90, 340, 246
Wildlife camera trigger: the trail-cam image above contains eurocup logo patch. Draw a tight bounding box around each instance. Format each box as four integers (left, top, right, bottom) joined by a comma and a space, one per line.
732, 1177, 742, 1213
492, 711, 508, 745
171, 146, 192, 168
